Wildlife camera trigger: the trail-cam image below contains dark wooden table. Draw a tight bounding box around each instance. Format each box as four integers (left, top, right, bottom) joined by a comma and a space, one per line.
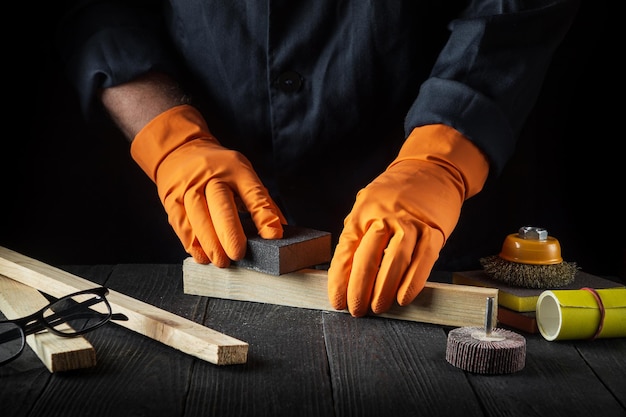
2, 264, 625, 417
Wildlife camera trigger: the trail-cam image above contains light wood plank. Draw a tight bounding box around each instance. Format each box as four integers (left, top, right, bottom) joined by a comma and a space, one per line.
0, 275, 97, 372
182, 258, 498, 327
0, 246, 248, 365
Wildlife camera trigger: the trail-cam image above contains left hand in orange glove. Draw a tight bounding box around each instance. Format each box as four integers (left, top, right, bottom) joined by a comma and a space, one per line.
327, 124, 489, 317
130, 105, 286, 267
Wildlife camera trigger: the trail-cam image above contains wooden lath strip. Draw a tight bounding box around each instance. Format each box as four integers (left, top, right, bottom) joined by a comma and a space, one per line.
0, 247, 248, 365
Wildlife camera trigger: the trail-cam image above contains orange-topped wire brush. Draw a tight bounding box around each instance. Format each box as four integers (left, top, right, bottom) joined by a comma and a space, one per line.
479, 226, 579, 288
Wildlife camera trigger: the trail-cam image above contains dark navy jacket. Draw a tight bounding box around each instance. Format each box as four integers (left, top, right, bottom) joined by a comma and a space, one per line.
57, 0, 580, 239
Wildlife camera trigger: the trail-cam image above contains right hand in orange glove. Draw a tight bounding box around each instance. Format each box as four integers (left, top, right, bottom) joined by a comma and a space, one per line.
130, 104, 286, 266
328, 124, 489, 317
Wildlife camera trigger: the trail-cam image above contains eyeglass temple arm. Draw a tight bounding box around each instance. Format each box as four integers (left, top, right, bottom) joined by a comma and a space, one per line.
0, 311, 129, 345
19, 296, 130, 336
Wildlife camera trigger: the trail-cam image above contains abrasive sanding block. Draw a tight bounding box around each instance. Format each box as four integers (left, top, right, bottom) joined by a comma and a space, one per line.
236, 217, 332, 275
453, 270, 624, 312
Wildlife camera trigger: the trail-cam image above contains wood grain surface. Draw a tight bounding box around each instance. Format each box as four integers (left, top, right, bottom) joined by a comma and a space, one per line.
0, 247, 248, 365
1, 263, 625, 417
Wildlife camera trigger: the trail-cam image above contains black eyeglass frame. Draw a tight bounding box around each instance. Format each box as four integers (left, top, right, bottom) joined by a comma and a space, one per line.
0, 286, 128, 366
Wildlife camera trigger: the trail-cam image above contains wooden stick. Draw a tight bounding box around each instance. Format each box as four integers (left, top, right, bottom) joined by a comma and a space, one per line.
183, 258, 498, 328
0, 247, 248, 365
0, 275, 97, 372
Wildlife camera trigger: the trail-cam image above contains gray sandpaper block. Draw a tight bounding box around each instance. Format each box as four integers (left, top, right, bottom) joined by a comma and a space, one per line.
234, 218, 332, 275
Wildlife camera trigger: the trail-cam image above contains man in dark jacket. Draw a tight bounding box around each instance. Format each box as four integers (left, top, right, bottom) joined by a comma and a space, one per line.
57, 0, 581, 317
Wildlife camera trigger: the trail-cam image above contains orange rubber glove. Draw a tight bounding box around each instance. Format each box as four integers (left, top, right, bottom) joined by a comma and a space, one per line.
328, 124, 489, 317
130, 104, 286, 266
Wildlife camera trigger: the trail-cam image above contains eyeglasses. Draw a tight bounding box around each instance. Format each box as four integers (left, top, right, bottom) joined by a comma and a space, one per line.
0, 286, 128, 366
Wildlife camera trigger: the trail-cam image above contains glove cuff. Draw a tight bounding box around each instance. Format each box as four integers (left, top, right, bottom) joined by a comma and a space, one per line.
394, 124, 489, 199
130, 104, 216, 181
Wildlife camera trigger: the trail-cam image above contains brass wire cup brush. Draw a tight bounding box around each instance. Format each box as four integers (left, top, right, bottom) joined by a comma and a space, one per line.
479, 226, 579, 288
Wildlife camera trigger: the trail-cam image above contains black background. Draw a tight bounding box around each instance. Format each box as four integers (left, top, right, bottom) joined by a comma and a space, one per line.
2, 1, 623, 282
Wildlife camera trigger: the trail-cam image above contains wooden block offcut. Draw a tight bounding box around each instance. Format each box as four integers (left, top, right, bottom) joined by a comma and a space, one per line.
0, 246, 248, 366
183, 259, 498, 328
497, 307, 538, 334
0, 275, 97, 372
237, 219, 331, 275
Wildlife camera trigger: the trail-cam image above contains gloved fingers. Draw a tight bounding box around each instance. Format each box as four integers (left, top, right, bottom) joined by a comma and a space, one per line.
249, 196, 286, 240
234, 193, 287, 237
235, 175, 286, 240
181, 187, 231, 267
346, 220, 391, 317
188, 237, 210, 265
327, 218, 363, 311
396, 227, 444, 306
203, 181, 248, 261
370, 223, 417, 314
161, 193, 213, 264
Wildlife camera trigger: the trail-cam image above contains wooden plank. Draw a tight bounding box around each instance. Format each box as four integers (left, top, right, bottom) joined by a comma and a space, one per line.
465, 334, 626, 416
0, 246, 248, 365
577, 338, 626, 406
183, 258, 498, 327
52, 264, 335, 417
497, 306, 538, 334
31, 265, 199, 417
4, 264, 626, 417
0, 275, 97, 372
189, 299, 335, 417
322, 314, 485, 417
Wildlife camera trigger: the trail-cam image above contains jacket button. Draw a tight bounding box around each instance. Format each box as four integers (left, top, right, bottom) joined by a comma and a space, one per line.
275, 71, 303, 93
